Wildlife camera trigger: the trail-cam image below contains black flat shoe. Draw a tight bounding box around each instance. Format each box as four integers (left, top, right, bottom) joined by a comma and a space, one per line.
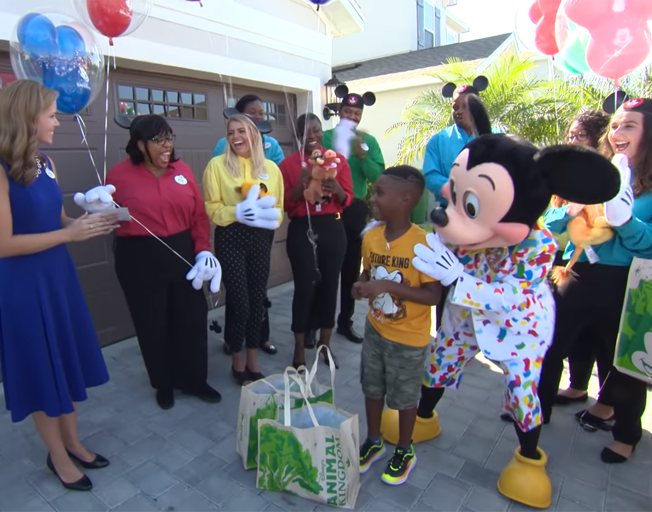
319, 345, 339, 369
601, 446, 635, 463
246, 368, 265, 382
554, 392, 589, 405
67, 450, 110, 469
46, 454, 93, 492
336, 325, 363, 344
575, 409, 614, 432
183, 383, 222, 403
292, 360, 306, 370
500, 412, 514, 423
232, 367, 251, 386
156, 389, 175, 410
260, 341, 277, 355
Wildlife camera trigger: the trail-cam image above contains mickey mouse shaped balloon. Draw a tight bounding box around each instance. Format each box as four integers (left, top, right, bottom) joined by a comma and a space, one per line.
407, 133, 621, 508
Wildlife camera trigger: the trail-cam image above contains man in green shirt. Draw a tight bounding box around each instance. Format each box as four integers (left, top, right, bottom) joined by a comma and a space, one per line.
322, 90, 385, 343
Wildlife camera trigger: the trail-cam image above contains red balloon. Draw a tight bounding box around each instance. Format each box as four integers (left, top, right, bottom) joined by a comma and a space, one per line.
528, 1, 544, 24
565, 0, 652, 31
533, 0, 563, 55
87, 0, 133, 38
587, 19, 652, 80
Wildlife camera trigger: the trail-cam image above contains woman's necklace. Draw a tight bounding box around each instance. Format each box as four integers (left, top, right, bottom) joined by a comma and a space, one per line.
35, 156, 44, 177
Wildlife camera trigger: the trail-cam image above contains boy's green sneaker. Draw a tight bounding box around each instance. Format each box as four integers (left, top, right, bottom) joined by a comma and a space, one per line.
381, 445, 417, 485
360, 438, 386, 474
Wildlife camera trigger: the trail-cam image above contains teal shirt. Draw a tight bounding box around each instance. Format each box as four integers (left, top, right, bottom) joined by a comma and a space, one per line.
212, 134, 285, 165
322, 128, 385, 199
543, 193, 652, 266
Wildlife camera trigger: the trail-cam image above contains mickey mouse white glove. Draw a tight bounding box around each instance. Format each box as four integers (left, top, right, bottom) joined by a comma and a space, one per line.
73, 185, 117, 213
412, 233, 464, 286
605, 154, 635, 227
235, 184, 281, 230
186, 251, 222, 293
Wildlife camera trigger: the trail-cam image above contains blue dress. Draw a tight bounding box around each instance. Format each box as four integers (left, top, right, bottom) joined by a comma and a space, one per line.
0, 156, 110, 423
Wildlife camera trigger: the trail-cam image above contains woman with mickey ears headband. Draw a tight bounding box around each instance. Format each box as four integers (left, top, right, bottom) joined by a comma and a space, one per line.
98, 114, 222, 411
321, 86, 385, 346
213, 102, 283, 357
539, 94, 652, 463
422, 77, 492, 335
203, 114, 284, 386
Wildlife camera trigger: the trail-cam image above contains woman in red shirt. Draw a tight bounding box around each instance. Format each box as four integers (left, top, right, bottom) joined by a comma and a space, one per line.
280, 113, 353, 369
106, 115, 221, 411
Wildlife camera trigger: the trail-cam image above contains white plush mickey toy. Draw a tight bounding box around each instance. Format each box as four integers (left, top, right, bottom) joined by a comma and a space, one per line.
382, 134, 622, 509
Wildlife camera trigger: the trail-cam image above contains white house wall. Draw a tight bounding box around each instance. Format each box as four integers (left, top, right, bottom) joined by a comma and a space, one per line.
0, 0, 336, 116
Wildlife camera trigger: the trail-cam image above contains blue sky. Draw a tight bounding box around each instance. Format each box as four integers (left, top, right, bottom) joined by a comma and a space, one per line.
449, 0, 520, 41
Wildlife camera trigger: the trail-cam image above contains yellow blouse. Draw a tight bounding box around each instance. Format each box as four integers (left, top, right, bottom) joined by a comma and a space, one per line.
203, 155, 284, 227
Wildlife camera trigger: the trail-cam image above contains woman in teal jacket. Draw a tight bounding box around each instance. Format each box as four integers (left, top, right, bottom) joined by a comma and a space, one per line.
539, 97, 652, 464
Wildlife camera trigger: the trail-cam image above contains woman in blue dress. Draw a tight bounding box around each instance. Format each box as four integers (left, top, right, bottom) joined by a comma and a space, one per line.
0, 80, 119, 491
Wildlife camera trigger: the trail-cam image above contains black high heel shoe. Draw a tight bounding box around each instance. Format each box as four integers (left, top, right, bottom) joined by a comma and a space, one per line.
67, 450, 110, 469
46, 454, 93, 492
318, 345, 339, 369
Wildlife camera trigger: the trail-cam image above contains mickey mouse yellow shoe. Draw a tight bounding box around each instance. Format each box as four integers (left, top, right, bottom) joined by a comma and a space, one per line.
497, 447, 552, 509
380, 409, 442, 446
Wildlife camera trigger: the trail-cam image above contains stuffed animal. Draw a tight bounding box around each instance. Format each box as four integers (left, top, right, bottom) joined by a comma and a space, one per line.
237, 181, 271, 199
381, 134, 621, 509
303, 149, 340, 205
550, 203, 614, 285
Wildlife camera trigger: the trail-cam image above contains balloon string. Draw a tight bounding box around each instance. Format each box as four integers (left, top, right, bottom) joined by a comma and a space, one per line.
102, 47, 112, 185
75, 114, 104, 186
548, 57, 560, 141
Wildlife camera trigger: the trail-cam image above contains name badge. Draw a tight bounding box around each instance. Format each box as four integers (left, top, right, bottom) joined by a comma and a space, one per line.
584, 245, 600, 264
259, 172, 269, 180
45, 169, 56, 179
264, 142, 271, 150
174, 175, 188, 185
360, 143, 369, 152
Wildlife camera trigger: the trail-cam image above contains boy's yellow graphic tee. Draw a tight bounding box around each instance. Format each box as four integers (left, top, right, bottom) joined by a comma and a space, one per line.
362, 224, 436, 348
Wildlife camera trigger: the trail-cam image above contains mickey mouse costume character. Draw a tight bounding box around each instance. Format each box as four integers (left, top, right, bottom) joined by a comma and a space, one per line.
322, 85, 386, 344
380, 134, 621, 508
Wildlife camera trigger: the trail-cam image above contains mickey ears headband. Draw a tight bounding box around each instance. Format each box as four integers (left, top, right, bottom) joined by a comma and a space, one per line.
222, 108, 273, 134
442, 76, 489, 99
335, 84, 376, 108
602, 90, 652, 116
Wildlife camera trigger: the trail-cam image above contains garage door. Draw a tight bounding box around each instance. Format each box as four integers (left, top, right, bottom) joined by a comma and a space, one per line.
0, 53, 297, 347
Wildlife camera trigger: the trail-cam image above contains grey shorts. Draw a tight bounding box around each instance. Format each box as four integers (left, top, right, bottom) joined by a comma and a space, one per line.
360, 319, 429, 410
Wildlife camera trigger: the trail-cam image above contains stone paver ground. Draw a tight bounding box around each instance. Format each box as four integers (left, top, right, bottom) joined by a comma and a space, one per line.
0, 283, 651, 512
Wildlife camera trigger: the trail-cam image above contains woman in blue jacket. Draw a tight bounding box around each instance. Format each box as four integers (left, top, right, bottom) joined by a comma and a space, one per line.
212, 94, 284, 356
539, 97, 652, 464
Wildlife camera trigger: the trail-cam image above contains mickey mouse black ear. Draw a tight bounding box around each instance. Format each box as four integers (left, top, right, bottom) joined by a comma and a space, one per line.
441, 82, 457, 98
223, 107, 240, 119
223, 108, 273, 134
334, 84, 349, 99
602, 90, 630, 115
362, 92, 376, 106
473, 75, 489, 92
114, 114, 132, 129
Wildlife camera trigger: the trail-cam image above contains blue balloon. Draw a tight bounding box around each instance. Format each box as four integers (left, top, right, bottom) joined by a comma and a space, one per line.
56, 26, 86, 59
43, 64, 91, 115
17, 13, 58, 58
308, 0, 332, 4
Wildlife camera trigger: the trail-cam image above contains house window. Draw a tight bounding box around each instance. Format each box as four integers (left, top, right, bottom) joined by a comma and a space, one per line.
226, 96, 287, 126
447, 31, 457, 45
417, 0, 440, 49
117, 85, 208, 120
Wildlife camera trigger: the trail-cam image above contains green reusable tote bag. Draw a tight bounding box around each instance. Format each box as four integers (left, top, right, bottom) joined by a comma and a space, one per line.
256, 370, 360, 509
236, 345, 336, 469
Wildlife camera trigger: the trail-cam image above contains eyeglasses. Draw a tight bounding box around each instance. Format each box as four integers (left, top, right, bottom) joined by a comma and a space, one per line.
150, 135, 176, 146
567, 131, 588, 143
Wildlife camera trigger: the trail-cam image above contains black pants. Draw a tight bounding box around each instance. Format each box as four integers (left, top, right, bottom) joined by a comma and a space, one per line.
539, 262, 648, 445
435, 284, 451, 331
337, 199, 369, 328
214, 223, 273, 352
115, 230, 208, 392
287, 214, 347, 333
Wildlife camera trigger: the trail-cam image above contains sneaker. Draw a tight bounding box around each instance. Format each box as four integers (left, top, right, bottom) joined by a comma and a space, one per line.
381, 445, 416, 485
359, 438, 386, 474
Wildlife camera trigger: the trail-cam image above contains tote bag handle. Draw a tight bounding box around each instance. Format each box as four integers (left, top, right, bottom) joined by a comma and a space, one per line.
283, 370, 319, 428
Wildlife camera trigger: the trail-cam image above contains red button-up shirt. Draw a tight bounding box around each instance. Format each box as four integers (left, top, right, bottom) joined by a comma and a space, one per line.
107, 159, 211, 254
280, 148, 353, 219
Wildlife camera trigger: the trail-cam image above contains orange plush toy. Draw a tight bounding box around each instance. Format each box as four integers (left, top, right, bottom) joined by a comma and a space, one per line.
304, 149, 340, 205
238, 181, 272, 198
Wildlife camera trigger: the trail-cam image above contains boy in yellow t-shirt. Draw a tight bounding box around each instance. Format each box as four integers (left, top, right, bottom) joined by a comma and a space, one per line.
353, 166, 441, 486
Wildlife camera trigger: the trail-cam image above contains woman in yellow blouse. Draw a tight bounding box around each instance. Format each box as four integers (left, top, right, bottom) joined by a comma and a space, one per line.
204, 114, 283, 385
